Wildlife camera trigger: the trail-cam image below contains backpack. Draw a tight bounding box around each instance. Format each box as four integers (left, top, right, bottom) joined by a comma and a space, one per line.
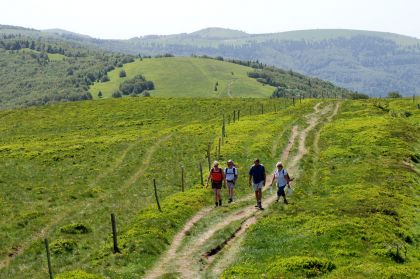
278, 169, 290, 183
224, 167, 237, 177
210, 168, 223, 182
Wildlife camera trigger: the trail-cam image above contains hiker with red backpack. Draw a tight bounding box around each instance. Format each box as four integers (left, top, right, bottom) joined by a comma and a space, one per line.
225, 159, 238, 203
206, 161, 227, 207
270, 161, 293, 204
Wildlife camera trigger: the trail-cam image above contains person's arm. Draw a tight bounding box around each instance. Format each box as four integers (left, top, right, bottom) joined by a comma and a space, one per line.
263, 167, 266, 185
284, 170, 291, 187
234, 168, 238, 183
206, 170, 211, 187
248, 167, 253, 187
270, 172, 276, 186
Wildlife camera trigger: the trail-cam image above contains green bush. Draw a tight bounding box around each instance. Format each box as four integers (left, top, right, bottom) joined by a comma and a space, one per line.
50, 239, 77, 254
56, 269, 104, 279
269, 256, 336, 277
60, 223, 91, 234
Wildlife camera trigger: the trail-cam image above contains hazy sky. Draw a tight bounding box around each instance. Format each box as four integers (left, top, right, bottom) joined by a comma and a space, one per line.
2, 0, 419, 39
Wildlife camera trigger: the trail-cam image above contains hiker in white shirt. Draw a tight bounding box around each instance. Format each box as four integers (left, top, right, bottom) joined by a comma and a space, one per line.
270, 161, 293, 204
224, 159, 238, 203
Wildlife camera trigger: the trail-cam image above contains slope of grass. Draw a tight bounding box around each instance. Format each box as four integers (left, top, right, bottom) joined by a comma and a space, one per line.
222, 99, 420, 278
89, 57, 275, 99
0, 97, 301, 278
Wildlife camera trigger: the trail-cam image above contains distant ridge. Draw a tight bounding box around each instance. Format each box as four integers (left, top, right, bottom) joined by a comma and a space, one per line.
189, 27, 249, 39
2, 24, 420, 96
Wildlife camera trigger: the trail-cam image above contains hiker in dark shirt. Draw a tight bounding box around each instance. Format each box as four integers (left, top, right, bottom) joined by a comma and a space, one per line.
248, 159, 266, 210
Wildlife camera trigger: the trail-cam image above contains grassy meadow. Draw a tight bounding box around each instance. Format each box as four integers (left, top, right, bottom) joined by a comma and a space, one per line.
89, 57, 275, 99
222, 99, 420, 278
0, 97, 301, 278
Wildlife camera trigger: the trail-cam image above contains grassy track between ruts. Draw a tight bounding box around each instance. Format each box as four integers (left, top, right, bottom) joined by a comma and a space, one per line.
222, 99, 420, 278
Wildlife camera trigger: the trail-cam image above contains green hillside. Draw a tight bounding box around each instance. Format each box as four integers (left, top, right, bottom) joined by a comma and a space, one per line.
0, 97, 419, 278
89, 57, 275, 99
5, 25, 420, 98
0, 30, 135, 109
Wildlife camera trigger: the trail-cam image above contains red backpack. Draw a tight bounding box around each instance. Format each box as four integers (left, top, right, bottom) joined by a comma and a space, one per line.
210, 168, 223, 182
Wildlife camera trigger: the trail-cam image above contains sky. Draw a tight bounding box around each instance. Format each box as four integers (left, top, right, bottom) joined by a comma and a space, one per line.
2, 0, 419, 39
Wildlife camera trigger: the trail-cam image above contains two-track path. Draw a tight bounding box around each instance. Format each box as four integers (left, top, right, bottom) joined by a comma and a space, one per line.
145, 102, 340, 278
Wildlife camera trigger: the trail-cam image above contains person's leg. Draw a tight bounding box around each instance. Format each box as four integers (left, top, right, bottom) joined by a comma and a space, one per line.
217, 188, 222, 206
213, 188, 218, 206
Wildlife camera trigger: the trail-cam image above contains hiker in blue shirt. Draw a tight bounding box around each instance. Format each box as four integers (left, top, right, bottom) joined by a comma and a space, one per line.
270, 161, 293, 204
248, 158, 266, 210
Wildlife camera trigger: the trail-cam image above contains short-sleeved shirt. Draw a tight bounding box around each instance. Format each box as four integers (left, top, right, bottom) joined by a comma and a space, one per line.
249, 164, 265, 184
225, 167, 238, 181
274, 169, 288, 187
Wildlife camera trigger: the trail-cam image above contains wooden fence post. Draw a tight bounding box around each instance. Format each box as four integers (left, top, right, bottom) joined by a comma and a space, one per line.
233, 110, 236, 122
181, 167, 185, 192
207, 143, 211, 171
199, 163, 204, 186
153, 179, 162, 212
111, 213, 121, 253
237, 110, 240, 121
218, 138, 221, 160
261, 103, 264, 114
44, 238, 53, 279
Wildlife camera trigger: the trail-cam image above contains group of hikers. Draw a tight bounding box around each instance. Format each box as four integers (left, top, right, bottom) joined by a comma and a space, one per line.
206, 159, 293, 210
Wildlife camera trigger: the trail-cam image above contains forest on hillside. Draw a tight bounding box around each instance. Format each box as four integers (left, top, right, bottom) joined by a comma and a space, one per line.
0, 34, 134, 109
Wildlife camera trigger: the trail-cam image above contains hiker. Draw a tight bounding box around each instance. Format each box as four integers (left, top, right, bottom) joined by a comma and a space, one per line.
225, 159, 238, 203
248, 158, 266, 210
270, 161, 293, 204
206, 161, 226, 207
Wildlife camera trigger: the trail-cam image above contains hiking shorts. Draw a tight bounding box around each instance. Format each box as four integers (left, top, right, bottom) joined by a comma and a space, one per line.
252, 181, 264, 191
227, 181, 235, 189
212, 181, 223, 189
277, 185, 286, 197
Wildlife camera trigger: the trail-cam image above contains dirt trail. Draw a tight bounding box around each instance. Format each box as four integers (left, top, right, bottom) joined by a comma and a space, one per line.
144, 102, 338, 279
0, 134, 172, 271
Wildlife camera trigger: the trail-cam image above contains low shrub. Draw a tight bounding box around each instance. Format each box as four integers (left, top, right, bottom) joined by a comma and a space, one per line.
50, 239, 77, 254
60, 223, 91, 234
56, 269, 104, 279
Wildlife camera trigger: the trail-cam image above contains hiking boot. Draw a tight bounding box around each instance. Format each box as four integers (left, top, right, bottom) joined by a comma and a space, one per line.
284, 199, 289, 205
215, 202, 219, 207
219, 200, 222, 206
254, 204, 259, 208
275, 198, 279, 203
228, 198, 233, 203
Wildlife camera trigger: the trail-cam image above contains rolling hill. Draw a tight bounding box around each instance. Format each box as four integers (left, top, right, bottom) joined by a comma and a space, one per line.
34, 26, 420, 97
89, 56, 275, 99
0, 25, 355, 108
4, 24, 420, 97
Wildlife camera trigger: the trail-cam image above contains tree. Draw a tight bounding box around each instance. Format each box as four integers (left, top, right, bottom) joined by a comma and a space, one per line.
100, 75, 110, 82
119, 70, 126, 78
387, 91, 402, 98
112, 91, 122, 98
